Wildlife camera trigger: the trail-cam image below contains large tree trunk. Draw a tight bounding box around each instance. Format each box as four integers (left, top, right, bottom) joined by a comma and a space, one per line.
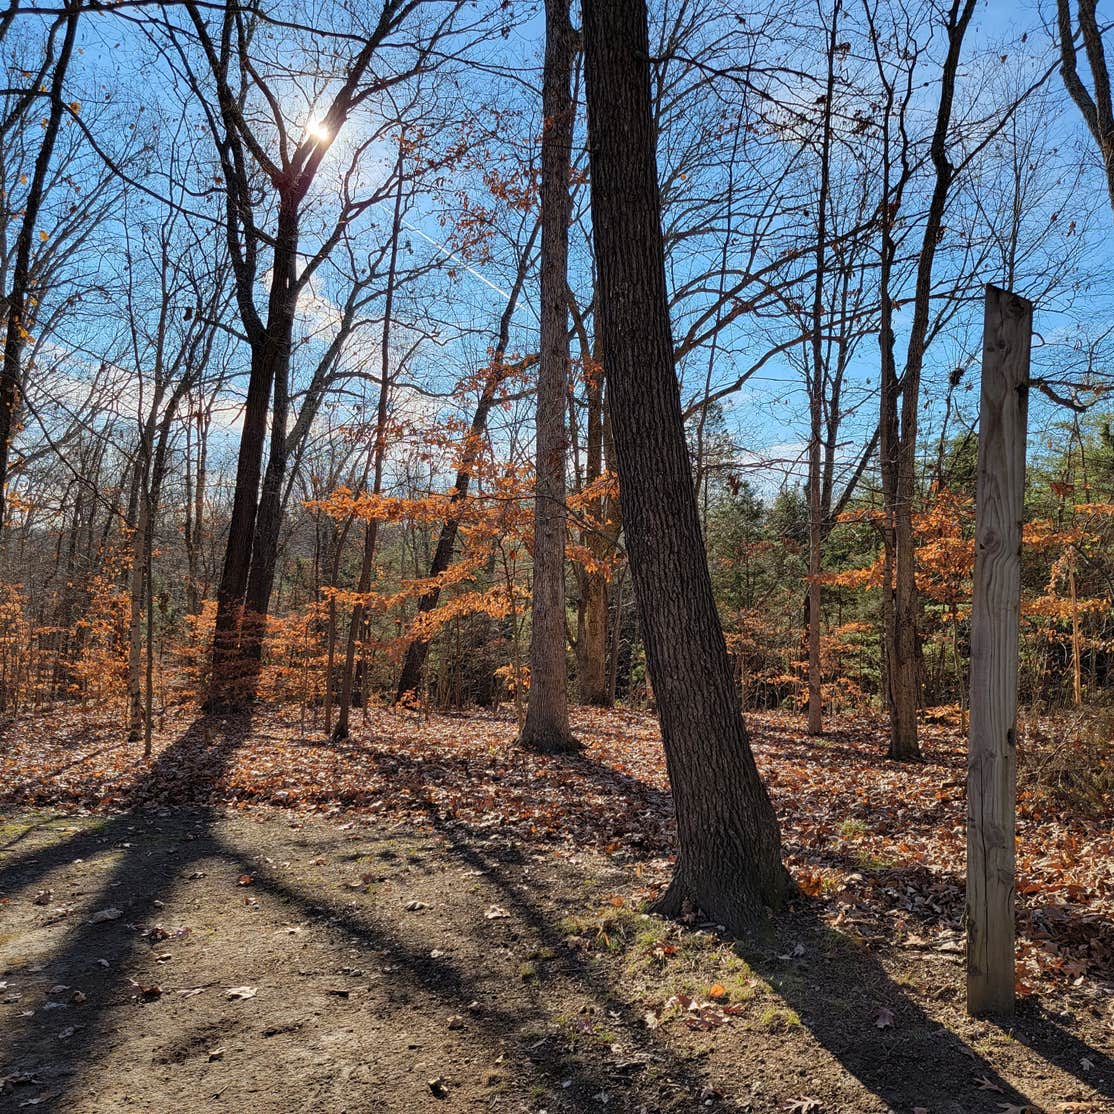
518, 0, 578, 753
582, 0, 789, 929
206, 200, 299, 712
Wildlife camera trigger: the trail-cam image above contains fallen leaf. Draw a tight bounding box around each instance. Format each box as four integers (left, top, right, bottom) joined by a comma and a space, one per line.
784, 1099, 822, 1114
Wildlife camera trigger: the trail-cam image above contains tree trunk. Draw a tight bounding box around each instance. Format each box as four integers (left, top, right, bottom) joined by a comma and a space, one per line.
0, 1, 81, 537
126, 485, 153, 741
805, 1, 840, 737
879, 0, 976, 760
582, 0, 789, 929
334, 144, 405, 740
517, 0, 577, 753
575, 369, 619, 706
394, 222, 540, 703
207, 199, 299, 711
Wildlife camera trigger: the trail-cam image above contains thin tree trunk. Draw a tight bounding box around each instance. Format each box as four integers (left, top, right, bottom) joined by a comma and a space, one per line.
806, 1, 840, 737
334, 145, 406, 741
582, 0, 789, 930
126, 487, 153, 741
576, 367, 620, 706
394, 225, 540, 702
0, 1, 82, 536
1069, 556, 1083, 705
518, 0, 578, 753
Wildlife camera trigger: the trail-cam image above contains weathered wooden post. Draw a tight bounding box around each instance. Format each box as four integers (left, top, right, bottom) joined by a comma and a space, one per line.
966, 284, 1031, 1017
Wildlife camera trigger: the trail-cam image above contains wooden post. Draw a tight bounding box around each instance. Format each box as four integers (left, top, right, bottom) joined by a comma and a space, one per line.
966, 284, 1031, 1017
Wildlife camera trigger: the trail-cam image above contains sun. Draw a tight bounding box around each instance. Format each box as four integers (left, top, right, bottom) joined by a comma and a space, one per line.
306, 119, 330, 144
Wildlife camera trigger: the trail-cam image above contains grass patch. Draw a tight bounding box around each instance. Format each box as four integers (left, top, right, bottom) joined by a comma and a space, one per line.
758, 1005, 801, 1032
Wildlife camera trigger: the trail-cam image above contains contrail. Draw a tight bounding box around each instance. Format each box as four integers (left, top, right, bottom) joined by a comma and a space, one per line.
402, 219, 514, 301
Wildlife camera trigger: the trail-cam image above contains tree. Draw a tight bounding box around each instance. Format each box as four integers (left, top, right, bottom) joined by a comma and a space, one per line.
804, 0, 841, 736
1057, 0, 1114, 212
518, 0, 578, 753
332, 142, 407, 741
393, 218, 540, 704
162, 0, 467, 710
0, 0, 82, 536
121, 198, 227, 748
582, 0, 789, 929
862, 0, 976, 759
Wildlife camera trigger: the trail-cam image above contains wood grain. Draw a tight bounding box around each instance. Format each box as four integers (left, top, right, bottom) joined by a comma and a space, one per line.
966, 284, 1031, 1016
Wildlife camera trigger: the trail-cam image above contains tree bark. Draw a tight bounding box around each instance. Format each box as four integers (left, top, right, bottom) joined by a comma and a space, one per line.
518, 0, 578, 753
1057, 0, 1114, 212
207, 199, 299, 711
575, 366, 619, 705
582, 0, 789, 929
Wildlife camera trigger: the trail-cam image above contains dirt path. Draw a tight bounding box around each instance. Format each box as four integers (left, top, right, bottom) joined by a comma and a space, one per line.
0, 805, 1110, 1114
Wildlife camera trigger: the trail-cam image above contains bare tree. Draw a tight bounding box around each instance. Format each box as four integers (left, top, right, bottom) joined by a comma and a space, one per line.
1057, 0, 1114, 212
0, 0, 82, 535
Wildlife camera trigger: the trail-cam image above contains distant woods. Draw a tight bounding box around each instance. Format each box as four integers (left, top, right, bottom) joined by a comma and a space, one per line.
0, 0, 1112, 756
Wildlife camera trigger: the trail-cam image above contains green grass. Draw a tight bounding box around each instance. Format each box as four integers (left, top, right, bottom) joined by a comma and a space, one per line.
758, 1005, 801, 1032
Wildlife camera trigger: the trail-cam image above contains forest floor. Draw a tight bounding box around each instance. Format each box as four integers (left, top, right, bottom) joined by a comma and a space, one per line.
0, 706, 1110, 1113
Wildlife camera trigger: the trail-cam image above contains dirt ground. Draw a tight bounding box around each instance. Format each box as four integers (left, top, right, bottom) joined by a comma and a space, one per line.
0, 806, 1109, 1113
0, 706, 1111, 1112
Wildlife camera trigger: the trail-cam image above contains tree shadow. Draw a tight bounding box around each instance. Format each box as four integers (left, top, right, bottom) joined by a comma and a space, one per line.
0, 716, 750, 1112
286, 728, 678, 854
224, 836, 756, 1113
734, 905, 1044, 1113
0, 711, 1108, 1112
0, 713, 249, 1106
351, 746, 1065, 1113
994, 1002, 1114, 1098
795, 841, 1114, 1005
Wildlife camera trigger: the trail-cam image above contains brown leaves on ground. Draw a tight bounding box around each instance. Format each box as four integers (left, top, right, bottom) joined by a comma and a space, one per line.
0, 705, 1110, 1002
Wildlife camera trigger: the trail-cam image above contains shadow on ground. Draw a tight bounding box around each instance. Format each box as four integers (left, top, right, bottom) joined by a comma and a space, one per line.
0, 714, 1109, 1112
